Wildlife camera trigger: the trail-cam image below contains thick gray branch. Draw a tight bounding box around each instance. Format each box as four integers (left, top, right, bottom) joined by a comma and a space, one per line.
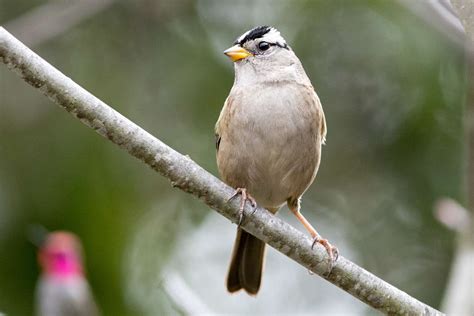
0, 27, 443, 316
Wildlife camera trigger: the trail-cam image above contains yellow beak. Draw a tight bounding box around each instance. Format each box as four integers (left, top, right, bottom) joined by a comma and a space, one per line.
223, 45, 252, 62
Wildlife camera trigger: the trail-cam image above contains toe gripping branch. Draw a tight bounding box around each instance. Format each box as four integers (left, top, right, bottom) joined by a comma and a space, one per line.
228, 188, 257, 225
227, 188, 338, 274
310, 235, 339, 275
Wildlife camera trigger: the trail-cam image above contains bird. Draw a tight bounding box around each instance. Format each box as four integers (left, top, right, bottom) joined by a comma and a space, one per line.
215, 26, 337, 295
35, 231, 99, 316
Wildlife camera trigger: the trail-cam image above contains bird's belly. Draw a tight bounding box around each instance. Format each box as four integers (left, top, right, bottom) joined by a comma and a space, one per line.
217, 119, 320, 210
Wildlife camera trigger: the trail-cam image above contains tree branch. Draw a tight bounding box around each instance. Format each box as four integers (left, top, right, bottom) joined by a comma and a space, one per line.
0, 27, 443, 315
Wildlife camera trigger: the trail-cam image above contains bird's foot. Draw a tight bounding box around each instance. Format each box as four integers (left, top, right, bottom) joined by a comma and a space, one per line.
228, 188, 257, 225
312, 236, 339, 272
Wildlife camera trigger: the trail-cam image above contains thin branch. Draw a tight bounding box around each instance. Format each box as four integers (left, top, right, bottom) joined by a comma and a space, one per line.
0, 27, 443, 315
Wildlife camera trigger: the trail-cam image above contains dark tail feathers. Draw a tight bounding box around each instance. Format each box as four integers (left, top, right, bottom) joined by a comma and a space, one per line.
226, 228, 266, 295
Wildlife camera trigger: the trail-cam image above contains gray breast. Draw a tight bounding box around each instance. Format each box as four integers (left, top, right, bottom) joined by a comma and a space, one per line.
216, 83, 322, 210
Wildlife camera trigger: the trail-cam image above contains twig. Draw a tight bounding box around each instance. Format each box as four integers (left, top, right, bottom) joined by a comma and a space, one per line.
0, 27, 443, 315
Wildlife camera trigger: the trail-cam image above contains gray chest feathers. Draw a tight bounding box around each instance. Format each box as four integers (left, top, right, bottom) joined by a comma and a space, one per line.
216, 83, 324, 209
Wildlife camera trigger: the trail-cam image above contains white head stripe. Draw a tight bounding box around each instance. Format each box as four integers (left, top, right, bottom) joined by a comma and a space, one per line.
261, 28, 286, 46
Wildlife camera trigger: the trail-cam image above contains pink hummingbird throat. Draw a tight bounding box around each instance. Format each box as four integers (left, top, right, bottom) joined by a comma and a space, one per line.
39, 232, 84, 279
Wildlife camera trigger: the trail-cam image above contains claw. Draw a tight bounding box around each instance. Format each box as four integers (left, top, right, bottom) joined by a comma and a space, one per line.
228, 188, 257, 226
333, 247, 339, 261
312, 236, 338, 273
250, 199, 258, 215
238, 210, 244, 226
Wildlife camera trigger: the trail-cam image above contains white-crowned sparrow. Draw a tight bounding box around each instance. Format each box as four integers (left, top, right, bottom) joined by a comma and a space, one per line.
215, 26, 337, 295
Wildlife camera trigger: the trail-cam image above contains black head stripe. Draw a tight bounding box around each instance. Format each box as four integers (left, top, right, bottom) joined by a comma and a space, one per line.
264, 42, 288, 50
234, 26, 271, 45
273, 42, 289, 49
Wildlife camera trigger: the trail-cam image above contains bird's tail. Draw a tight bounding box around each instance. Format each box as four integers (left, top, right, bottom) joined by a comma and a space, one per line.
226, 228, 266, 295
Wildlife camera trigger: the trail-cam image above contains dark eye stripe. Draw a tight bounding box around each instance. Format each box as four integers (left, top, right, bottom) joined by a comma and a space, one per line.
261, 42, 289, 50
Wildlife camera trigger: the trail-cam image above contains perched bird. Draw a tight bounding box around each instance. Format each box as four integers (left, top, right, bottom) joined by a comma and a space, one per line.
215, 26, 337, 295
36, 231, 99, 316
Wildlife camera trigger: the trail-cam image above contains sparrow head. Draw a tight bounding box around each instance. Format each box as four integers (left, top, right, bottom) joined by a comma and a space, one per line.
38, 231, 84, 279
224, 26, 289, 62
224, 26, 308, 85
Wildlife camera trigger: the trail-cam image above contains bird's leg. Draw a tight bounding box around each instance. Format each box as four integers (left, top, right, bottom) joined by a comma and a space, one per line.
288, 200, 338, 268
228, 188, 257, 225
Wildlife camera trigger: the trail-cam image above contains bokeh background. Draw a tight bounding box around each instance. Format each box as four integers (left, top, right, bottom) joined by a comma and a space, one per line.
0, 0, 468, 315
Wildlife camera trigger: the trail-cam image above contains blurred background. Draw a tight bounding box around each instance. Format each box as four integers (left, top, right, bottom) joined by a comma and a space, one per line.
0, 0, 469, 315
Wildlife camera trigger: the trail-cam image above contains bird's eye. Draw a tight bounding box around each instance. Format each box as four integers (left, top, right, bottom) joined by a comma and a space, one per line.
258, 41, 270, 51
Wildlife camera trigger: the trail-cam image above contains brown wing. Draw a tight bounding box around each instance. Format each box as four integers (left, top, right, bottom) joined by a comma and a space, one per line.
320, 107, 327, 144
313, 89, 327, 144
215, 133, 221, 151
215, 95, 233, 153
